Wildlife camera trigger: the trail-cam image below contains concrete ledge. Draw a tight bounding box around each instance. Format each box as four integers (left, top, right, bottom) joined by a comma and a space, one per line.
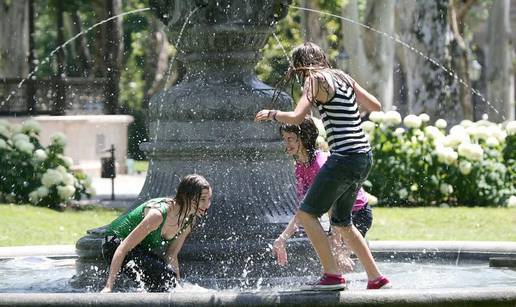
0, 245, 75, 258
0, 287, 515, 306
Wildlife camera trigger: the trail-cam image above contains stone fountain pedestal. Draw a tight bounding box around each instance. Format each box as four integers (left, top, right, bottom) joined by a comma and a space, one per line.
75, 0, 320, 287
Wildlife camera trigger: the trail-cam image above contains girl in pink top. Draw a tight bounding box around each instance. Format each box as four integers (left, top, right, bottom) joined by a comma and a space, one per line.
274, 117, 373, 272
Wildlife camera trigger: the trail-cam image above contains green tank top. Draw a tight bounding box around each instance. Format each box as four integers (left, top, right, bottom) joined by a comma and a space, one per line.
106, 198, 192, 250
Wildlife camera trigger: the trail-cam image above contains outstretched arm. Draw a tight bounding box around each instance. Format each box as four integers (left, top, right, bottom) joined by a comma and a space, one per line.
101, 209, 163, 293
273, 215, 300, 265
352, 80, 382, 112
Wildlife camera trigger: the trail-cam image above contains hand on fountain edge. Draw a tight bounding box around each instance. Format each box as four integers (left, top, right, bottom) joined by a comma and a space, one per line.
273, 236, 288, 266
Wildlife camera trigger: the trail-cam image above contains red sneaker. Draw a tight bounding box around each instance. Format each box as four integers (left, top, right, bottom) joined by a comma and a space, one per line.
300, 273, 346, 291
367, 276, 391, 289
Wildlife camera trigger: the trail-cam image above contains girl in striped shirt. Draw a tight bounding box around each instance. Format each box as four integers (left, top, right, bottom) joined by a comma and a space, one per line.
255, 42, 390, 291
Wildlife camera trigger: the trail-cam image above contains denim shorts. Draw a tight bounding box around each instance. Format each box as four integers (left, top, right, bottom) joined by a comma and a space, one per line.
299, 151, 373, 227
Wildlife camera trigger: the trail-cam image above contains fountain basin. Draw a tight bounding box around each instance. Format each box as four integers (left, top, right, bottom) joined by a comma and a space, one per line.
1, 241, 516, 306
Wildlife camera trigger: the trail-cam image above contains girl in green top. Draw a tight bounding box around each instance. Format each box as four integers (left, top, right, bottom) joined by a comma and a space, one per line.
100, 174, 212, 293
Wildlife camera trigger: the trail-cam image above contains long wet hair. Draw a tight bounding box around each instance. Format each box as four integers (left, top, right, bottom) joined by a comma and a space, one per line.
174, 174, 211, 228
271, 42, 351, 106
279, 117, 320, 165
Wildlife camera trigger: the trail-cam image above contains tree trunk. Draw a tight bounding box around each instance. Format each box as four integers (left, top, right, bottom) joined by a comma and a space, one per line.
300, 0, 326, 50
395, 0, 460, 124
449, 0, 475, 120
0, 0, 29, 78
340, 0, 395, 110
91, 0, 107, 78
71, 10, 91, 77
362, 0, 395, 110
103, 0, 123, 114
486, 0, 515, 122
52, 0, 66, 115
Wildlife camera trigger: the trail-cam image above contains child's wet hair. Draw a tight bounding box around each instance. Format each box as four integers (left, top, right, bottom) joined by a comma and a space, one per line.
175, 174, 211, 227
279, 117, 320, 164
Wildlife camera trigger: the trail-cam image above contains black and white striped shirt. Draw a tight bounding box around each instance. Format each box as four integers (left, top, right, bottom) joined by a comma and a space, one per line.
317, 77, 371, 154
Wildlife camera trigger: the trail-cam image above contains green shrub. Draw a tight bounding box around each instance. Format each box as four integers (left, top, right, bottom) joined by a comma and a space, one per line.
363, 112, 515, 207
0, 119, 94, 209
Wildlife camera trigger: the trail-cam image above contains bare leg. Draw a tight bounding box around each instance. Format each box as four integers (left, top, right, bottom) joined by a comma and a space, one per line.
297, 210, 339, 275
336, 224, 382, 280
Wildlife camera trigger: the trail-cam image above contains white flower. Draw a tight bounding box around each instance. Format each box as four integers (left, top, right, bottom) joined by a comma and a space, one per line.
508, 196, 516, 208
384, 111, 402, 126
57, 185, 76, 200
361, 121, 376, 133
419, 113, 430, 123
62, 173, 76, 186
459, 160, 472, 175
21, 120, 41, 134
14, 140, 34, 154
398, 188, 408, 198
410, 184, 418, 192
0, 139, 7, 149
394, 127, 405, 136
50, 132, 67, 146
311, 117, 326, 138
507, 121, 516, 136
403, 114, 422, 129
460, 120, 474, 128
435, 146, 458, 165
0, 125, 10, 138
34, 149, 48, 161
485, 137, 499, 147
457, 143, 484, 161
37, 186, 49, 198
41, 169, 63, 187
369, 111, 385, 123
62, 156, 74, 167
56, 165, 68, 174
440, 183, 453, 195
424, 126, 444, 140
12, 133, 30, 143
435, 119, 447, 129
28, 190, 40, 204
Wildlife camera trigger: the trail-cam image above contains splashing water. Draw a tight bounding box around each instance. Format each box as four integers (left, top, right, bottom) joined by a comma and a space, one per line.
287, 5, 504, 120
0, 7, 151, 108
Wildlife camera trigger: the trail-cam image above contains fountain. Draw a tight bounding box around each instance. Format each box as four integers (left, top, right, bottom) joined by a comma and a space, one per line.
1, 1, 516, 306
75, 0, 324, 286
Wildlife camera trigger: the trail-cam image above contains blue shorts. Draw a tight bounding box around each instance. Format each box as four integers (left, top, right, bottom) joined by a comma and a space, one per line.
299, 151, 373, 227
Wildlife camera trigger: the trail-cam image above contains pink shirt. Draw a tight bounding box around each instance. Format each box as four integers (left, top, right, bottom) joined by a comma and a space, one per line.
295, 151, 368, 212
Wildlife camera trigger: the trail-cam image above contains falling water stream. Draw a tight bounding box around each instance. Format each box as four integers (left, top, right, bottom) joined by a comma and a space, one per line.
0, 7, 151, 108
282, 5, 504, 120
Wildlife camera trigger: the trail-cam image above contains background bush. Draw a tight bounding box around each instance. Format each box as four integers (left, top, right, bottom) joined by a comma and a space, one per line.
0, 120, 94, 209
362, 112, 515, 207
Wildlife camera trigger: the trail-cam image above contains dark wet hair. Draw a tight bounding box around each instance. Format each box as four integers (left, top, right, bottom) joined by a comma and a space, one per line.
279, 117, 319, 164
272, 42, 351, 106
174, 174, 211, 228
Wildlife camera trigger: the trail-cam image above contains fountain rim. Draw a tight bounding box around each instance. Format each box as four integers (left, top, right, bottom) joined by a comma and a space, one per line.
1, 241, 516, 306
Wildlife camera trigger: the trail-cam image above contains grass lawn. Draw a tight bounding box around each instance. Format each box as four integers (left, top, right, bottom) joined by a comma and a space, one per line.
368, 207, 516, 241
1, 205, 515, 246
0, 204, 120, 247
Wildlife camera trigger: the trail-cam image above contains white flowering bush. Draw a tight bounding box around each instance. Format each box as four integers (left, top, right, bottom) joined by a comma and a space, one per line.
0, 120, 94, 209
363, 112, 514, 206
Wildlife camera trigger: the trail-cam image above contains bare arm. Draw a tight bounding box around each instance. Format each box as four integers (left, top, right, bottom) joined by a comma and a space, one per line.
101, 209, 163, 292
352, 80, 382, 112
165, 226, 192, 280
